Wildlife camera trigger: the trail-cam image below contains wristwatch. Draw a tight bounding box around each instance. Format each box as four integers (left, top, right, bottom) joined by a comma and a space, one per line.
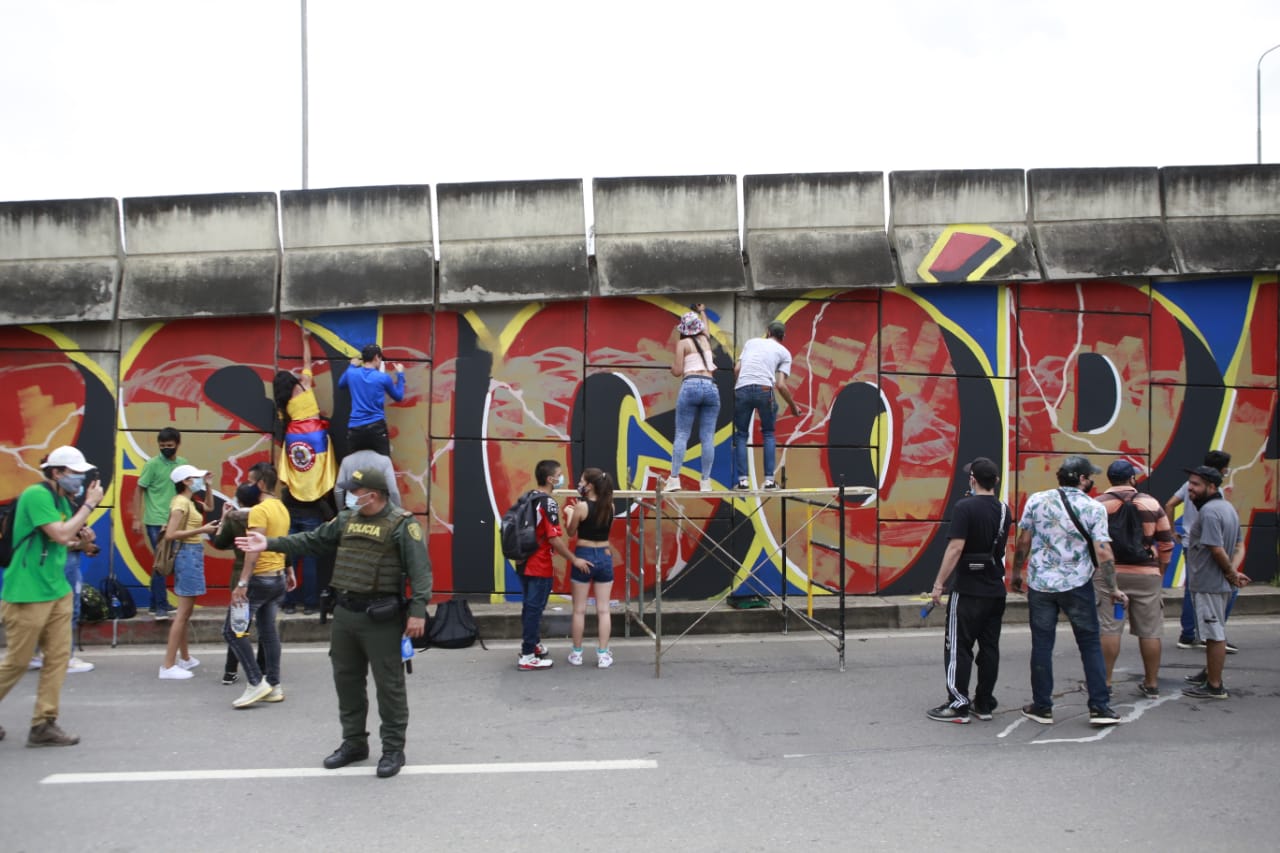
236, 580, 248, 588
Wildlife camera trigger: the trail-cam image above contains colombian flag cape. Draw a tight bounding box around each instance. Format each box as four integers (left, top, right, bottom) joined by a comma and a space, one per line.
278, 388, 336, 502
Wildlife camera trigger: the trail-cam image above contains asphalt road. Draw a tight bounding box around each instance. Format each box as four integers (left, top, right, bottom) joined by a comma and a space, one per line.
2, 617, 1277, 852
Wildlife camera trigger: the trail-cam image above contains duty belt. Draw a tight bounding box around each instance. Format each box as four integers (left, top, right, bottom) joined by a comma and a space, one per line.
335, 591, 395, 612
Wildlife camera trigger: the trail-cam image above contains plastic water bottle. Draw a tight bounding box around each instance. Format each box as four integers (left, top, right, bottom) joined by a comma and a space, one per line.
229, 601, 250, 637
920, 600, 937, 620
1113, 600, 1125, 621
401, 636, 414, 675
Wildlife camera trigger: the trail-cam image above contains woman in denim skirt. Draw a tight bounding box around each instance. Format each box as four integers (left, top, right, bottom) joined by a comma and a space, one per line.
564, 468, 618, 668
158, 464, 219, 680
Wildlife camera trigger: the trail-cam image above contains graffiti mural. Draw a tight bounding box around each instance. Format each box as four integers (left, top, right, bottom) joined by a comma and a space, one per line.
1, 275, 1276, 607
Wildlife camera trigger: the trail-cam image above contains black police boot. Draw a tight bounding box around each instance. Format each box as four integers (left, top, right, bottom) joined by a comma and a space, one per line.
376, 750, 406, 778
323, 740, 369, 770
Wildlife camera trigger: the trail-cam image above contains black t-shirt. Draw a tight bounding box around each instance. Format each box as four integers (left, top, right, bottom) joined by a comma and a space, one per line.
947, 494, 1010, 597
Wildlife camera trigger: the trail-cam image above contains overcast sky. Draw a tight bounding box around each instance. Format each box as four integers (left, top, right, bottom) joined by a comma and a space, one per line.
2, 0, 1279, 204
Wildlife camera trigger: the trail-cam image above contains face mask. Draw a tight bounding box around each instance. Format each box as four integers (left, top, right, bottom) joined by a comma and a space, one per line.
345, 491, 360, 510
553, 474, 566, 488
190, 478, 206, 493
57, 474, 85, 497
160, 447, 177, 459
577, 484, 589, 498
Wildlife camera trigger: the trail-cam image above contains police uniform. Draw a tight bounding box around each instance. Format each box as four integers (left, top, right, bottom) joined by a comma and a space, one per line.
263, 468, 431, 775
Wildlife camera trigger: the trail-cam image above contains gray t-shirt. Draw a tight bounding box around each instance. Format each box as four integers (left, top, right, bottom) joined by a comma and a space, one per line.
1185, 496, 1240, 593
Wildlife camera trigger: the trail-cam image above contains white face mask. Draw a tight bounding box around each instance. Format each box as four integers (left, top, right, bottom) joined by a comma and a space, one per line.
345, 491, 371, 511
553, 474, 565, 488
190, 477, 206, 493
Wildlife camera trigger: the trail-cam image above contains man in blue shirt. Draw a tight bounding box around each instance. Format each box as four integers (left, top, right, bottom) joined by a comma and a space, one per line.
338, 344, 405, 457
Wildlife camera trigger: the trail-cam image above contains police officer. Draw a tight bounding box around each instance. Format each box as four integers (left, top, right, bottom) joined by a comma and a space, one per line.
238, 466, 430, 778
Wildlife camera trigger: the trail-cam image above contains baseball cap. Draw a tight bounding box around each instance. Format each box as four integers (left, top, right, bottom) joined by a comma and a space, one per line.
360, 344, 383, 362
170, 464, 209, 484
41, 445, 94, 473
1106, 459, 1138, 483
1184, 465, 1224, 487
964, 457, 999, 482
676, 312, 706, 337
1058, 455, 1102, 478
338, 466, 390, 493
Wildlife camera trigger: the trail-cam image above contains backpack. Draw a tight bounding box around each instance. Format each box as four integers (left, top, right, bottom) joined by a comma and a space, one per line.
1108, 492, 1153, 564
420, 599, 486, 650
0, 502, 16, 567
500, 491, 546, 564
100, 576, 138, 620
79, 585, 109, 624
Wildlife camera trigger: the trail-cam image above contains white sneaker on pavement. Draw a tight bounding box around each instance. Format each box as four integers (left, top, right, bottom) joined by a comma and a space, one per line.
159, 665, 194, 680
66, 657, 95, 674
176, 656, 200, 671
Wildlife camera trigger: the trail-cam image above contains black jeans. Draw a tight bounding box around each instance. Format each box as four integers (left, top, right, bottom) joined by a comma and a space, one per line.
347, 420, 390, 456
943, 592, 1006, 712
223, 573, 286, 687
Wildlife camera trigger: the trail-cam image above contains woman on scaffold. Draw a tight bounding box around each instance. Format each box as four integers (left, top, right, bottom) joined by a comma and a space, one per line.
665, 304, 719, 492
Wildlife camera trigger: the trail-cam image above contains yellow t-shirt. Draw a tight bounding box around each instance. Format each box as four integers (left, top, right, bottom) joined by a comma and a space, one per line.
286, 387, 321, 422
170, 494, 204, 544
247, 497, 291, 574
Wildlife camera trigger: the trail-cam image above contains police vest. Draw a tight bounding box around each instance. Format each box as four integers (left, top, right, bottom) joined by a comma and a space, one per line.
331, 509, 411, 595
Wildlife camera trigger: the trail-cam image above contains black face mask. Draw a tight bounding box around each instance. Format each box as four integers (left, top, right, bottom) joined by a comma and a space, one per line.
160, 447, 177, 459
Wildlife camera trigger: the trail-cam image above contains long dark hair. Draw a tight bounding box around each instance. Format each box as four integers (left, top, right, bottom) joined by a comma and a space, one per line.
583, 467, 615, 530
273, 370, 301, 418
681, 332, 714, 372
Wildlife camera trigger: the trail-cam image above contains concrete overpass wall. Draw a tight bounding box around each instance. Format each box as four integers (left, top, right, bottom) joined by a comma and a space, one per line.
1, 167, 1277, 604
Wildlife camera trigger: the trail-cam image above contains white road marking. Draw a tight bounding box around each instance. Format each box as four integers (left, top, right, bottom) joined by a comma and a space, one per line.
998, 693, 1180, 742
41, 758, 657, 785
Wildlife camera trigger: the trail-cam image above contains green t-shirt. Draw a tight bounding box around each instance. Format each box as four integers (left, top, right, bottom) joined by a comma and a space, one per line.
138, 453, 187, 526
2, 482, 74, 603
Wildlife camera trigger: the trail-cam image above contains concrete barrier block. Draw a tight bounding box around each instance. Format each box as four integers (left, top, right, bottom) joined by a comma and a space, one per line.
1028, 167, 1176, 278
593, 175, 744, 296
438, 179, 587, 306
743, 172, 896, 290
1163, 165, 1280, 273
0, 198, 121, 325
120, 193, 279, 319
281, 185, 433, 313
889, 170, 1040, 284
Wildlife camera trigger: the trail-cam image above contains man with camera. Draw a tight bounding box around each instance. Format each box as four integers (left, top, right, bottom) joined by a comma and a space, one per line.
238, 466, 430, 778
0, 445, 105, 747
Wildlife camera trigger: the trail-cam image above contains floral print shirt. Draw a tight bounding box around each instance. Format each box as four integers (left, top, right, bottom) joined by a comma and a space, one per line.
1018, 486, 1111, 592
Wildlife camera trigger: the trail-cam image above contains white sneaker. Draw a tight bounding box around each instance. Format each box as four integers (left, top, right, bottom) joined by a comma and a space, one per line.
66, 657, 95, 674
568, 648, 584, 666
661, 478, 680, 493
233, 679, 273, 709
517, 653, 553, 671
159, 664, 194, 680
597, 649, 614, 669
699, 480, 713, 492
176, 656, 200, 671
263, 684, 285, 703
28, 655, 43, 671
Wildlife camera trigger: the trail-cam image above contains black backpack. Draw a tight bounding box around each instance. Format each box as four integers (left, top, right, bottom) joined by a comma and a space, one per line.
79, 585, 109, 624
101, 576, 137, 620
0, 502, 17, 568
420, 599, 486, 650
500, 491, 545, 564
1108, 492, 1153, 564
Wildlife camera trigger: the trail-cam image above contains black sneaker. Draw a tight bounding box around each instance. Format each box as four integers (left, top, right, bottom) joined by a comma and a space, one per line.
926, 704, 970, 724
1136, 683, 1159, 699
1088, 706, 1121, 726
221, 672, 239, 686
1225, 642, 1239, 655
1183, 669, 1208, 686
733, 479, 750, 491
376, 750, 406, 779
972, 703, 996, 721
1021, 704, 1053, 725
1183, 682, 1229, 699
282, 604, 298, 615
323, 741, 369, 769
762, 480, 779, 490
1176, 636, 1197, 649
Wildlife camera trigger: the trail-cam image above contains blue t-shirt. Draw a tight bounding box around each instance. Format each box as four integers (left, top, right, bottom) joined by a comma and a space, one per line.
338, 366, 405, 427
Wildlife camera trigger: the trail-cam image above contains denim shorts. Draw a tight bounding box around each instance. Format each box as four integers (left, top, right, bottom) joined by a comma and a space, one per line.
173, 543, 207, 597
571, 545, 614, 584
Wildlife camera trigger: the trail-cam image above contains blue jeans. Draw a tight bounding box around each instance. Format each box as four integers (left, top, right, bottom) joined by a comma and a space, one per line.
671, 378, 720, 482
1180, 585, 1238, 641
733, 385, 778, 483
145, 525, 174, 613
1027, 583, 1111, 711
519, 574, 552, 656
285, 516, 322, 609
222, 573, 286, 687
